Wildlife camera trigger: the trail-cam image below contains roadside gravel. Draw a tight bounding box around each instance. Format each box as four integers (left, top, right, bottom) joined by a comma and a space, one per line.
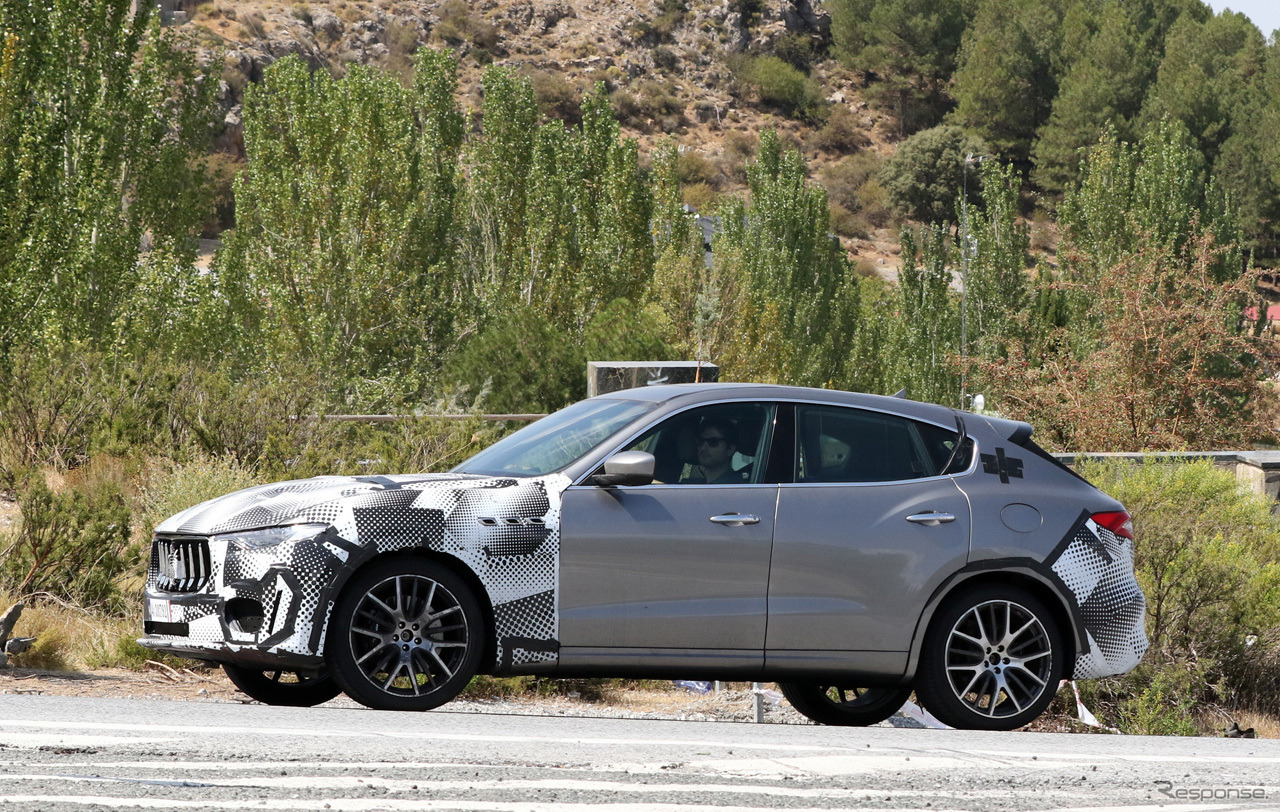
0, 665, 815, 724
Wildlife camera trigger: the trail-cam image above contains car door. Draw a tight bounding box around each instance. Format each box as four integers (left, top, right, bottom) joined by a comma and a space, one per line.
558, 402, 780, 672
766, 403, 972, 675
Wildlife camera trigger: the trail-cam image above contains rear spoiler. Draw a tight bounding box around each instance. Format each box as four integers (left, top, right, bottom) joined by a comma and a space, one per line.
973, 413, 1088, 483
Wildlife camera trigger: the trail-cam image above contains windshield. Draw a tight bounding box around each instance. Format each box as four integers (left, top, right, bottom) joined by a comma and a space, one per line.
454, 398, 656, 477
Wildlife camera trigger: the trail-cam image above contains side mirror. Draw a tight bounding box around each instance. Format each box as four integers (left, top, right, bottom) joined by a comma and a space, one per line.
589, 450, 655, 487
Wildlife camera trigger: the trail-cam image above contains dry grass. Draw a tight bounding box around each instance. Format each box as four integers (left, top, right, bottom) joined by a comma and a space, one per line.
0, 588, 144, 671
1193, 707, 1280, 739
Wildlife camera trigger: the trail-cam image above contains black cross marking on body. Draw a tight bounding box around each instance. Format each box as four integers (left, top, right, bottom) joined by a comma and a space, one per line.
980, 447, 1024, 484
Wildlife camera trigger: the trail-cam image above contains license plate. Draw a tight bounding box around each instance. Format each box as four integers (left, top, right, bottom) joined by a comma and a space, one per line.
148, 598, 174, 623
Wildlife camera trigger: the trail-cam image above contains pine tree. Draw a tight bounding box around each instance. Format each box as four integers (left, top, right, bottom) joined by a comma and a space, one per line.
1032, 1, 1153, 194
828, 0, 974, 131
951, 0, 1061, 162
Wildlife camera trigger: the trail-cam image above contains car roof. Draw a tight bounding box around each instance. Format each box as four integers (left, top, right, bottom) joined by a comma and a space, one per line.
595, 383, 960, 427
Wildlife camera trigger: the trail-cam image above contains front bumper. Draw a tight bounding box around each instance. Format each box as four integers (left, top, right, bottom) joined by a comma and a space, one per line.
139, 527, 356, 669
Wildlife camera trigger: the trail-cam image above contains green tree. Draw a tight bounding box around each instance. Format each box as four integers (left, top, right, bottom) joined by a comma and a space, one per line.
1032, 1, 1154, 194
879, 125, 991, 224
460, 65, 539, 318
964, 161, 1030, 355
951, 0, 1062, 162
889, 226, 959, 404
1057, 120, 1241, 294
217, 51, 464, 404
713, 130, 861, 387
1139, 11, 1267, 167
462, 77, 653, 331
829, 0, 974, 131
0, 1, 214, 357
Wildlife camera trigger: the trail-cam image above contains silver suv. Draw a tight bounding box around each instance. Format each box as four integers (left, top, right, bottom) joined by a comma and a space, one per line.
140, 384, 1147, 730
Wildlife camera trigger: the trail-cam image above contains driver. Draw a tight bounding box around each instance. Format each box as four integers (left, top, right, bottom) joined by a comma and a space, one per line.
687, 417, 749, 484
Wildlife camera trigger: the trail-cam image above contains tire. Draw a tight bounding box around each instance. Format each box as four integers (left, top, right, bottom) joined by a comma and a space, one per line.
222, 664, 342, 707
779, 683, 912, 726
327, 556, 484, 711
915, 584, 1065, 731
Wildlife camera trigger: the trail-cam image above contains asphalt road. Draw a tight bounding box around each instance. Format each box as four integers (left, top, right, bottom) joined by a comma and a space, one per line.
0, 695, 1277, 811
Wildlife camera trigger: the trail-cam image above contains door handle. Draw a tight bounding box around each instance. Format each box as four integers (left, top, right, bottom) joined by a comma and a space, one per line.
709, 514, 760, 526
905, 512, 956, 526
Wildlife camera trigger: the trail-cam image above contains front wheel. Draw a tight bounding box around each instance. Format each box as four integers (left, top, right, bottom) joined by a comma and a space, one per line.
328, 557, 484, 711
914, 585, 1064, 731
222, 664, 342, 707
779, 683, 912, 726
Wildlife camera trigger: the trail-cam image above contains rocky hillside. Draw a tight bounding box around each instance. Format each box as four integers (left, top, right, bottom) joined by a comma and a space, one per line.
166, 0, 903, 271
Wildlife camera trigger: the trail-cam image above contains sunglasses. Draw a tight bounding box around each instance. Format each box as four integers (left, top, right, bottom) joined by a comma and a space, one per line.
698, 436, 726, 448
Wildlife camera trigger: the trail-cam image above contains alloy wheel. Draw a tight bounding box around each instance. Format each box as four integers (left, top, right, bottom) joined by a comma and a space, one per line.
943, 599, 1054, 719
347, 573, 472, 698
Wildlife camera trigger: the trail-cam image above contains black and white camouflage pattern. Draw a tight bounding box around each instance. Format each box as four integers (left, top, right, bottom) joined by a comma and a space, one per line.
1047, 517, 1149, 679
146, 473, 571, 671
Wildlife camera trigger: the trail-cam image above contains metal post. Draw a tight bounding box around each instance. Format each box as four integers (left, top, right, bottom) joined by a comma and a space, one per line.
752, 682, 765, 723
959, 153, 986, 409
960, 154, 971, 407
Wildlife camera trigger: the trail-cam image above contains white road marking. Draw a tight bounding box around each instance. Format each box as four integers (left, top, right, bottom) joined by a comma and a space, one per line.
967, 747, 1280, 765
0, 734, 175, 747
0, 719, 839, 754
0, 797, 1259, 812
0, 773, 1102, 801
0, 797, 951, 812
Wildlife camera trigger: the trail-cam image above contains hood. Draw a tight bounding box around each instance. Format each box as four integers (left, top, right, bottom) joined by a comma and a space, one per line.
154, 473, 502, 537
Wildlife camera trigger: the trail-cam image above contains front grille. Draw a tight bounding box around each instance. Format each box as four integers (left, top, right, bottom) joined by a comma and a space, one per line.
152, 536, 212, 593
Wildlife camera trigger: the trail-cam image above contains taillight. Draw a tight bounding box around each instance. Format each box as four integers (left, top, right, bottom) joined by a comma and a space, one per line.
1092, 511, 1134, 541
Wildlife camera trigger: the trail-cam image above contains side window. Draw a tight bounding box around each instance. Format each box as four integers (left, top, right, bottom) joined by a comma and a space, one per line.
917, 420, 974, 475
796, 406, 954, 483
621, 403, 776, 485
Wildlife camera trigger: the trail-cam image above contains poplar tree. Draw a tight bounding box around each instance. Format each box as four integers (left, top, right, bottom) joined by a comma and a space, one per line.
216, 51, 464, 400
0, 0, 213, 357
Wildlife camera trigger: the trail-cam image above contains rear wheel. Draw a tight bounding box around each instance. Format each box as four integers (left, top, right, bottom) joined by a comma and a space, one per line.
779, 683, 912, 726
915, 585, 1064, 731
222, 664, 341, 707
328, 557, 484, 711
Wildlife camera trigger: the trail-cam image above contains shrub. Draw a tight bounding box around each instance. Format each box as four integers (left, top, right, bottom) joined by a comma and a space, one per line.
0, 468, 136, 612
610, 89, 644, 126
528, 69, 582, 125
432, 1, 499, 50
829, 201, 868, 238
635, 80, 684, 131
441, 299, 673, 415
773, 32, 823, 73
653, 46, 680, 72
720, 131, 758, 183
613, 81, 683, 131
682, 181, 719, 212
442, 306, 587, 415
676, 149, 721, 188
140, 455, 260, 537
631, 0, 687, 43
879, 125, 991, 224
857, 178, 893, 228
808, 105, 871, 155
732, 55, 825, 121
820, 153, 892, 231
0, 347, 105, 479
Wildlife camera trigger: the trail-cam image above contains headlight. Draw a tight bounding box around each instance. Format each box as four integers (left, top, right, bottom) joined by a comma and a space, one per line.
215, 523, 329, 549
